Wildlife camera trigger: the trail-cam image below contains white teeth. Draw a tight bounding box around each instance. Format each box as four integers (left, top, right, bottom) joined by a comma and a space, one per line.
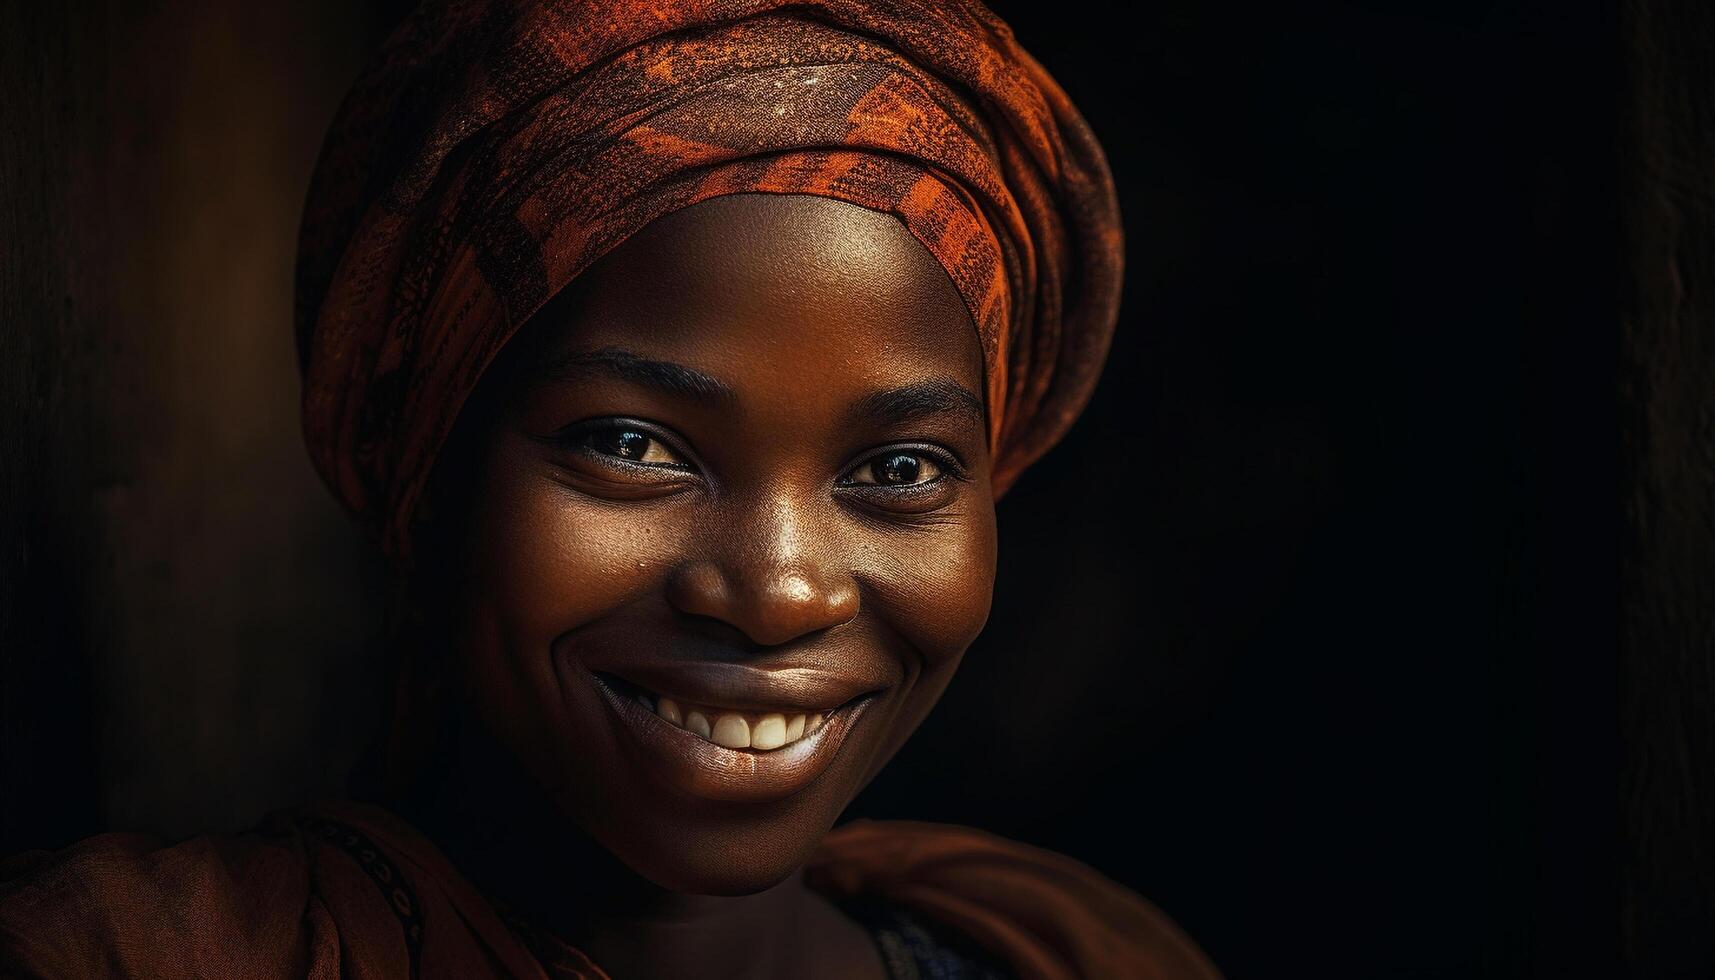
712, 714, 751, 749
685, 710, 712, 738
642, 695, 833, 750
752, 714, 788, 750
656, 697, 683, 726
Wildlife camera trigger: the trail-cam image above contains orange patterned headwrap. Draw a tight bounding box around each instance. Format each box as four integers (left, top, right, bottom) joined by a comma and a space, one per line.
296, 0, 1123, 558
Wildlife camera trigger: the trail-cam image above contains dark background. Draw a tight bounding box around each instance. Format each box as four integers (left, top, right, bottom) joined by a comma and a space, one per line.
0, 1, 1674, 977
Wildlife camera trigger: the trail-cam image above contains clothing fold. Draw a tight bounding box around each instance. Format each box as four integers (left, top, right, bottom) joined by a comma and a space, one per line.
0, 802, 1221, 979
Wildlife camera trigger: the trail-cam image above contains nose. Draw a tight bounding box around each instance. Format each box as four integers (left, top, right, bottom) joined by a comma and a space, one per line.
664, 496, 860, 647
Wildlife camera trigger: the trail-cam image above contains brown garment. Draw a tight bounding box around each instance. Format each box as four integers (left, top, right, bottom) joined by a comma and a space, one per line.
0, 802, 1219, 979
295, 0, 1125, 559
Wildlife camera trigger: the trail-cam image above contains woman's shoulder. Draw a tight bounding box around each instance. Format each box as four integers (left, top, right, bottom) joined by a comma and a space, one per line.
1, 810, 325, 978
0, 801, 548, 980
807, 819, 1222, 980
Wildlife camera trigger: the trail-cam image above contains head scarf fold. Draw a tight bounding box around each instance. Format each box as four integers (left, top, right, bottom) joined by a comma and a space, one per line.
296, 0, 1123, 558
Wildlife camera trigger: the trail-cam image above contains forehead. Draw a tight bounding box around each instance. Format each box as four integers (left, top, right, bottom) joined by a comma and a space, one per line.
526, 193, 984, 395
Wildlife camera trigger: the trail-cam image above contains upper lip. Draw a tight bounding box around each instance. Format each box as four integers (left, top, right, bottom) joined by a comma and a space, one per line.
599, 660, 886, 713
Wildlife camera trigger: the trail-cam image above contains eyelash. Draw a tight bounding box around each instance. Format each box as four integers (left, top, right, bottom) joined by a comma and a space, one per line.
555, 418, 696, 472
553, 419, 967, 490
837, 444, 967, 490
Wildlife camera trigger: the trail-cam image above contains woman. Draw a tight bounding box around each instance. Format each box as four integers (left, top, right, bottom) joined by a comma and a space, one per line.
1, 1, 1220, 976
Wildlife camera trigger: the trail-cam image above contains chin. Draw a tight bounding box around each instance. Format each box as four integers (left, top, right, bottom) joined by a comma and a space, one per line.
581, 798, 837, 895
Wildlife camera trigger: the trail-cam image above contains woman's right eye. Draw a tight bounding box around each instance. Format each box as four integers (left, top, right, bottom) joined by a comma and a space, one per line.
564, 421, 691, 469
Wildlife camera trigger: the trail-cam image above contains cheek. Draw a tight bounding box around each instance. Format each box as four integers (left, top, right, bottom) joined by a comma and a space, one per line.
850, 501, 997, 782
452, 441, 677, 757
465, 435, 704, 626
866, 503, 999, 670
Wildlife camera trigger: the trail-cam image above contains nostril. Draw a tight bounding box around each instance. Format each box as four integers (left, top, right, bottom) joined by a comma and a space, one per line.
736, 583, 859, 647
663, 560, 738, 626
669, 607, 757, 647
662, 558, 858, 647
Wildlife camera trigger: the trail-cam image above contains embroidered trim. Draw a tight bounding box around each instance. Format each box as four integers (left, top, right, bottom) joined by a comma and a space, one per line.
302, 817, 426, 978
845, 899, 1011, 980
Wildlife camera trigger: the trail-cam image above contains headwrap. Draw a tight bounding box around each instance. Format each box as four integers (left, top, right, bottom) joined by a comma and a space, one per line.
296, 0, 1123, 558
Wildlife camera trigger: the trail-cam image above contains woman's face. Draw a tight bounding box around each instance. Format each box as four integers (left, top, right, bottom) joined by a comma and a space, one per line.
442, 194, 997, 894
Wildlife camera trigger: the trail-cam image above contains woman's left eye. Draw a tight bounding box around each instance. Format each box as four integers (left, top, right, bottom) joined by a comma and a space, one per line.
843, 451, 946, 487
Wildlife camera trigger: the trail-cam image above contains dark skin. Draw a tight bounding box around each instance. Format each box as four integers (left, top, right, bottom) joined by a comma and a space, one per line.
410, 193, 999, 978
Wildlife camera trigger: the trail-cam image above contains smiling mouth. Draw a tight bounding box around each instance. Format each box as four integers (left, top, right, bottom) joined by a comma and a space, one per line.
598, 673, 842, 751
647, 694, 830, 751
587, 670, 877, 803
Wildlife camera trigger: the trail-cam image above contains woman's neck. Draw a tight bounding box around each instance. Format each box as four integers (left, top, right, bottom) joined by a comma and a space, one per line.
550, 871, 870, 979
394, 727, 886, 980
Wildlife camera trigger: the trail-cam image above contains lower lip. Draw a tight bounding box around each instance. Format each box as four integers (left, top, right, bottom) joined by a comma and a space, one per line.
588, 673, 874, 804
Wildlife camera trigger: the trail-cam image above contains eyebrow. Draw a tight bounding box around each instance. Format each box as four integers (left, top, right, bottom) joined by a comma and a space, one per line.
848, 378, 986, 432
542, 346, 737, 404
541, 345, 984, 431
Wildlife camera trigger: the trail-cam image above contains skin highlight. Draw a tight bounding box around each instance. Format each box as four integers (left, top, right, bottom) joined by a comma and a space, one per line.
403, 193, 1001, 977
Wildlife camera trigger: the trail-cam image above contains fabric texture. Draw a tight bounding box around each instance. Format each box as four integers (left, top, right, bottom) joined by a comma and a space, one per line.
0, 803, 1219, 979
808, 821, 1222, 980
839, 895, 1011, 979
295, 0, 1124, 558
